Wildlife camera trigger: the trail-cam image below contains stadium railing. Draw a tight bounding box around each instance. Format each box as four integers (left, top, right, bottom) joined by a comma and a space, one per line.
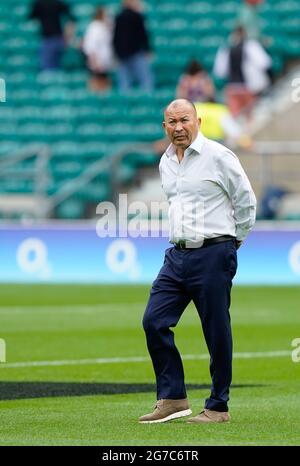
0, 144, 50, 219
43, 143, 156, 218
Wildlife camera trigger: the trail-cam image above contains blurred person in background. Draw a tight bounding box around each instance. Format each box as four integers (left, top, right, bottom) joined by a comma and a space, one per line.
194, 101, 253, 149
82, 7, 114, 92
214, 26, 272, 118
176, 59, 215, 103
113, 0, 154, 93
29, 0, 75, 71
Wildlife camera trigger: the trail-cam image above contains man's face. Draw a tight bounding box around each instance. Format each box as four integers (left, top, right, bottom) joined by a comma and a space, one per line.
163, 102, 201, 149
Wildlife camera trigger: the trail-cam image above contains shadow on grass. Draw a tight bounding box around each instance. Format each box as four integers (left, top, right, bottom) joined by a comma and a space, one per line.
0, 382, 266, 401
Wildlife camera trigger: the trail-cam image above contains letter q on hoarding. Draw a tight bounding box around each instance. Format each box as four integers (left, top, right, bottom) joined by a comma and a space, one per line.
288, 241, 300, 276
16, 238, 48, 274
105, 239, 140, 279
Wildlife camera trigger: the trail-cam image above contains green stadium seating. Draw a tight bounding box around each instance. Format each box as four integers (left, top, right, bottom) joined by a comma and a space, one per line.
0, 0, 299, 218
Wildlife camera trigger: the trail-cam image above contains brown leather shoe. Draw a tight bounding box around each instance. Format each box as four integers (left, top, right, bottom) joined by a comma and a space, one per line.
187, 409, 230, 424
139, 398, 192, 424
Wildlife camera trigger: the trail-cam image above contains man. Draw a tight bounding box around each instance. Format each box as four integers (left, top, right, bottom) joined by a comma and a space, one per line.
112, 0, 154, 92
139, 99, 256, 424
29, 0, 75, 70
152, 101, 253, 155
214, 26, 272, 118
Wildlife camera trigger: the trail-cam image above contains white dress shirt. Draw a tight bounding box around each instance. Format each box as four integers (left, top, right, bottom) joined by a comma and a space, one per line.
159, 132, 256, 244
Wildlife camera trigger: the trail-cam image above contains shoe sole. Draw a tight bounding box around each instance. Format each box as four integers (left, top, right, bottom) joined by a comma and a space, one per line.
139, 408, 192, 424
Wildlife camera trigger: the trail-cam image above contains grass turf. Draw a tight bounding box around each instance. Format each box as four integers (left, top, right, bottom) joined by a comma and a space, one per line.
0, 284, 300, 445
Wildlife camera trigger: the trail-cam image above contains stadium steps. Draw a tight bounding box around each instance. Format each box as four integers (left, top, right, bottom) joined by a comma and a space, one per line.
249, 64, 300, 140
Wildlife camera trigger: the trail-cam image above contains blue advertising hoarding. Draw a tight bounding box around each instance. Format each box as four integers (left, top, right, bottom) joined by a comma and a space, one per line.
1, 222, 300, 284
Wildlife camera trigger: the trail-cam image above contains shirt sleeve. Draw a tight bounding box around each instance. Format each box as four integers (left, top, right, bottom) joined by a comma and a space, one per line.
159, 154, 169, 192
213, 46, 229, 79
216, 149, 256, 241
246, 40, 272, 70
158, 157, 163, 186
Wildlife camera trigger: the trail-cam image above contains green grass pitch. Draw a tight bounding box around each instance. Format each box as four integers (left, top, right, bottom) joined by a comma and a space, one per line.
0, 284, 300, 446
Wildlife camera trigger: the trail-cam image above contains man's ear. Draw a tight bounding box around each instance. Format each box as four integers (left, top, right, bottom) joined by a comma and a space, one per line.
162, 121, 167, 134
198, 117, 202, 129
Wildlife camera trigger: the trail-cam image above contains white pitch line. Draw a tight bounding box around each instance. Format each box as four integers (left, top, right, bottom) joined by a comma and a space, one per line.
0, 350, 291, 369
0, 303, 145, 314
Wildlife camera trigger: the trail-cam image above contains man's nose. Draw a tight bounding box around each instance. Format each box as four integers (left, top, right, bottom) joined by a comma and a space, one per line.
175, 122, 184, 132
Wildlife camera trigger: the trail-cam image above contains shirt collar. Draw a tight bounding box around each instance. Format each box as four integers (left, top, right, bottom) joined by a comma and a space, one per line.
165, 131, 205, 158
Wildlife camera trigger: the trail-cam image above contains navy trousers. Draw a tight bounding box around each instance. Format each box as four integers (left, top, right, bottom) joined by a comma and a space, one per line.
143, 239, 237, 412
